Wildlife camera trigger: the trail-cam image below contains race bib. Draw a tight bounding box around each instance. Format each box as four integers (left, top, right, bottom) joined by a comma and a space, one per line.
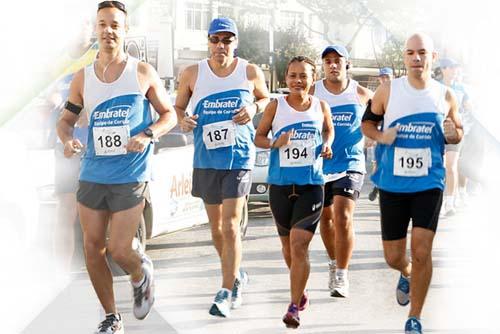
393, 147, 431, 177
93, 125, 129, 156
202, 120, 236, 150
279, 140, 315, 167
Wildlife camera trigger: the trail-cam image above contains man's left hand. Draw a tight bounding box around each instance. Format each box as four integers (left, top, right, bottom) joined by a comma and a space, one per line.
232, 104, 257, 125
444, 117, 460, 144
126, 133, 151, 153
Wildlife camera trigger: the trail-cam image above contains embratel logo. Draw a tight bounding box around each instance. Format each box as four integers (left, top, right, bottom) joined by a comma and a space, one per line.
397, 121, 435, 140
332, 112, 353, 126
291, 130, 315, 141
94, 105, 131, 120
203, 97, 241, 115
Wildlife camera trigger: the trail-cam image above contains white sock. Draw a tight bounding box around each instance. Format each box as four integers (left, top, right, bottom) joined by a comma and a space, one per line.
132, 272, 146, 288
329, 259, 337, 267
336, 268, 348, 280
459, 187, 466, 195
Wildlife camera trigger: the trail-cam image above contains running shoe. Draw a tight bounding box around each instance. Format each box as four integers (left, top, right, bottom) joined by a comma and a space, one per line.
95, 313, 123, 334
396, 273, 410, 306
298, 290, 309, 311
231, 269, 249, 309
209, 289, 231, 318
405, 317, 422, 334
368, 187, 379, 201
332, 276, 349, 298
132, 254, 155, 320
282, 303, 300, 328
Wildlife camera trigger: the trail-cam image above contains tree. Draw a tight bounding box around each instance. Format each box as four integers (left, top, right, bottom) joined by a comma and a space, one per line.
376, 36, 406, 77
274, 28, 318, 86
236, 25, 318, 87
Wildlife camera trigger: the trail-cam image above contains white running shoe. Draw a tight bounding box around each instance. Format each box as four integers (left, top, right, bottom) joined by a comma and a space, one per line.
209, 289, 231, 317
332, 276, 349, 298
231, 270, 249, 309
132, 254, 155, 320
95, 313, 124, 334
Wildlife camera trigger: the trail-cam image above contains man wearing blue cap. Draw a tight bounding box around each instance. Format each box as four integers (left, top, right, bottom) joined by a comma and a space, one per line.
311, 44, 373, 298
378, 67, 394, 84
175, 17, 270, 318
362, 33, 463, 334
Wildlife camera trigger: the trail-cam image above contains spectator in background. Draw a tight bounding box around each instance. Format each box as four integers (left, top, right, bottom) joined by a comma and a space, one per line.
368, 67, 394, 201
378, 67, 393, 84
439, 58, 472, 215
50, 15, 97, 272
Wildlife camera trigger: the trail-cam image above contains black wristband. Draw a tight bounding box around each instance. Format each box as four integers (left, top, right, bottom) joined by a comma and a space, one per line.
361, 100, 384, 122
65, 101, 83, 115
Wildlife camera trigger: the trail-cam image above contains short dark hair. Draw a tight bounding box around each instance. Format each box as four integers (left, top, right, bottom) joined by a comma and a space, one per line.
97, 1, 127, 15
285, 56, 317, 78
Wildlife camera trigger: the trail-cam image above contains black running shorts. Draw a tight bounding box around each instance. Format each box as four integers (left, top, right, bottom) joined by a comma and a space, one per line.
323, 171, 364, 207
269, 184, 324, 236
379, 188, 443, 241
77, 181, 150, 212
192, 168, 251, 205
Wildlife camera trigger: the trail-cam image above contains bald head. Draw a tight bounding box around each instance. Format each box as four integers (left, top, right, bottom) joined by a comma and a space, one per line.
403, 33, 437, 81
405, 33, 435, 53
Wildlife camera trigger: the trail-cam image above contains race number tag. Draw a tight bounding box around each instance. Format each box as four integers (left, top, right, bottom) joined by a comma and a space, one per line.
202, 120, 236, 150
93, 126, 129, 156
279, 140, 315, 167
393, 147, 431, 177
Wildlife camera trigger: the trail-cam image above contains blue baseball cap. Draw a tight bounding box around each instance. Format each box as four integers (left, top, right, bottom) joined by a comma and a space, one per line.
208, 17, 238, 37
439, 58, 459, 69
379, 67, 393, 76
321, 44, 349, 59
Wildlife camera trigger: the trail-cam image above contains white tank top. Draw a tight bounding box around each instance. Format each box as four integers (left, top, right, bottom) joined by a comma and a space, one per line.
83, 56, 144, 116
267, 95, 325, 185
190, 58, 256, 170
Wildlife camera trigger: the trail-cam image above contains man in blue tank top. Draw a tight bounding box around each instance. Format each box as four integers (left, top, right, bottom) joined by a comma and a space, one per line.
57, 2, 177, 333
174, 17, 269, 318
311, 44, 373, 298
361, 33, 463, 334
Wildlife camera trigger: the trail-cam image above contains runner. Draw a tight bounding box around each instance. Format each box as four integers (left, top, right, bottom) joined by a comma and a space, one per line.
174, 17, 269, 318
361, 33, 463, 334
255, 56, 333, 328
311, 44, 373, 298
56, 2, 177, 333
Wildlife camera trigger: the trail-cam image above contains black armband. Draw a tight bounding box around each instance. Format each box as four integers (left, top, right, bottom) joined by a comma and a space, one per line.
65, 101, 83, 115
361, 99, 384, 122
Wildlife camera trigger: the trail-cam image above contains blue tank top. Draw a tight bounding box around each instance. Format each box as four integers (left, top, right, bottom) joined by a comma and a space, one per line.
80, 57, 153, 184
267, 96, 324, 185
314, 79, 365, 177
191, 58, 255, 170
372, 77, 448, 192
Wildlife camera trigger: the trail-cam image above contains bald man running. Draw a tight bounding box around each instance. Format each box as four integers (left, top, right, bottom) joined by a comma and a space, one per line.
361, 33, 463, 334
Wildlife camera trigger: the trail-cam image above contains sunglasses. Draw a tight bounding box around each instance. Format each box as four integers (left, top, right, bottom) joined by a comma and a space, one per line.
208, 36, 235, 45
98, 1, 127, 14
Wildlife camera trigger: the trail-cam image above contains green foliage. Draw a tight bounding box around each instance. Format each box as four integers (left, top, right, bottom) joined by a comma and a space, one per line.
274, 28, 318, 86
377, 36, 405, 77
237, 25, 318, 87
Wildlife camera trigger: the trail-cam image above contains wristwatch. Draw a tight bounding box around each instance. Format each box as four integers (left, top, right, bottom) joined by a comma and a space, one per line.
143, 127, 154, 138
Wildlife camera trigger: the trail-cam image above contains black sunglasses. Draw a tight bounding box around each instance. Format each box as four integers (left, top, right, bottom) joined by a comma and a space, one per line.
98, 1, 127, 14
208, 36, 235, 45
